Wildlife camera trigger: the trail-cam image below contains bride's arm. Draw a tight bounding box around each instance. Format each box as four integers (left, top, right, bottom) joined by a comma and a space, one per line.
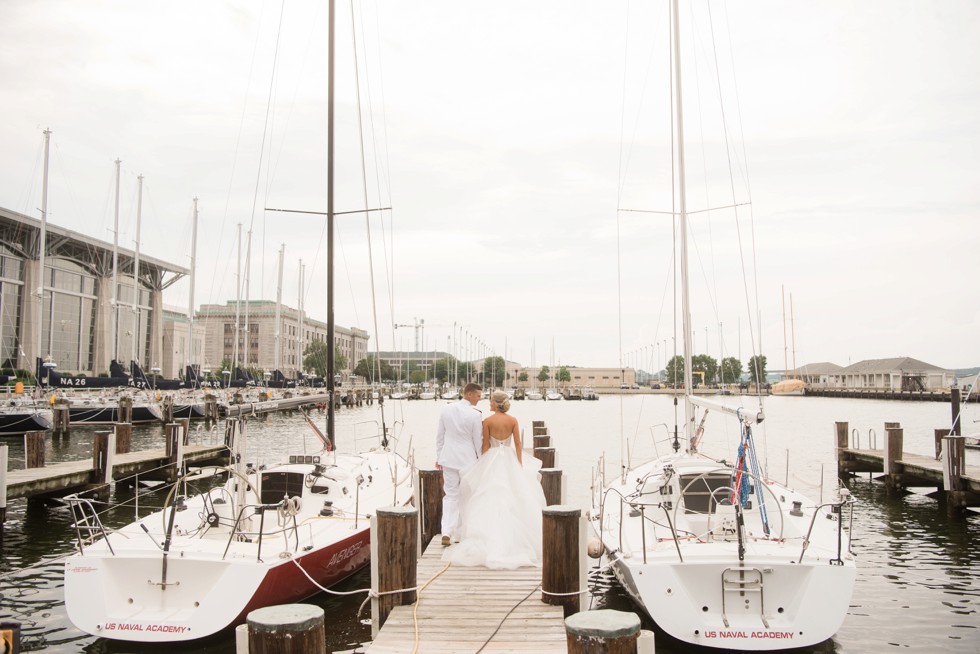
481, 420, 491, 454
512, 419, 522, 464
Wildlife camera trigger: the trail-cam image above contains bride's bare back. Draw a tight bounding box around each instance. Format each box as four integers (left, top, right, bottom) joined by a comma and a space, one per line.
482, 411, 523, 463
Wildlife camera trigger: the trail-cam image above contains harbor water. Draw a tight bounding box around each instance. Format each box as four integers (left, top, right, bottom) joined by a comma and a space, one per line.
1, 394, 977, 652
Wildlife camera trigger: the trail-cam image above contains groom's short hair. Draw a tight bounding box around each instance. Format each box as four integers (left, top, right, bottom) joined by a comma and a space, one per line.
463, 383, 482, 395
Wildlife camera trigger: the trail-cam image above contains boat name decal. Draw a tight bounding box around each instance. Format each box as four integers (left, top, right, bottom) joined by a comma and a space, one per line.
103, 622, 189, 634
704, 630, 795, 640
328, 542, 363, 567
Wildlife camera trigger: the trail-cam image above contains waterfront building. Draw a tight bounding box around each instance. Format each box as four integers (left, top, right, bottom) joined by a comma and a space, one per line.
160, 307, 207, 380
0, 206, 187, 376
194, 300, 368, 379
516, 366, 635, 389
790, 357, 954, 391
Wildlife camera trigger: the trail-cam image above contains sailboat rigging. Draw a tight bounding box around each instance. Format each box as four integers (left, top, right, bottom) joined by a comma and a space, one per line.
591, 2, 856, 650
62, 1, 413, 641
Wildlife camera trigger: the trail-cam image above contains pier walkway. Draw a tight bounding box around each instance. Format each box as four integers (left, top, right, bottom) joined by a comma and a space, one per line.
2, 443, 227, 501
367, 537, 567, 653
836, 421, 980, 513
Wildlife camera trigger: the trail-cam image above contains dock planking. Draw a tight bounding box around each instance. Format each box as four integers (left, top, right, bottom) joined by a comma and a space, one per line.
836, 420, 980, 514
367, 536, 567, 653
3, 444, 228, 501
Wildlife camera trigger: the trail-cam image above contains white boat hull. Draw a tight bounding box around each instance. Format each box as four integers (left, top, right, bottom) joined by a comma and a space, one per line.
594, 452, 856, 650
609, 546, 855, 649
65, 449, 413, 642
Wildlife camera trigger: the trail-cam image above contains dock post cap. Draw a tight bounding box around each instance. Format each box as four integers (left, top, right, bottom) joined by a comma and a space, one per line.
543, 504, 580, 517
247, 603, 324, 632
565, 609, 641, 639
377, 505, 418, 517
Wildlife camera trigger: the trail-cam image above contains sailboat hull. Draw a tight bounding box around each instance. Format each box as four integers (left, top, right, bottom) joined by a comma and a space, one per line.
64, 449, 413, 642
609, 549, 855, 650
65, 529, 370, 642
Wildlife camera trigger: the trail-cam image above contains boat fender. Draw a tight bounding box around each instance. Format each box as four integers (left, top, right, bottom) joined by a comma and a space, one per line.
587, 537, 604, 559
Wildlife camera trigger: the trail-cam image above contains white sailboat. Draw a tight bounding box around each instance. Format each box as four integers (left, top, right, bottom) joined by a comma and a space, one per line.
590, 2, 855, 650
62, 3, 414, 641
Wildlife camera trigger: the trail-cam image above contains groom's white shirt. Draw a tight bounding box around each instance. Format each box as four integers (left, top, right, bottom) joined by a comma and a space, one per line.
436, 399, 483, 469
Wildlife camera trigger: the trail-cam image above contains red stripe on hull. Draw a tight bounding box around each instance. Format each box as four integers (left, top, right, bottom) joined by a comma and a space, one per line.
232, 528, 372, 625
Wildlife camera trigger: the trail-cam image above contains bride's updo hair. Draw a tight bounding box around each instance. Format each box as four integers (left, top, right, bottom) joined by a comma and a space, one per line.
491, 390, 511, 413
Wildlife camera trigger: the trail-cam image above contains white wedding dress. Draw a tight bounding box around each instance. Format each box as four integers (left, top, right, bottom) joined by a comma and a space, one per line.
443, 435, 547, 569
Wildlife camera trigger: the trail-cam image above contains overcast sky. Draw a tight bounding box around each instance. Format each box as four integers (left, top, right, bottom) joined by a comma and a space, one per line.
1, 0, 977, 372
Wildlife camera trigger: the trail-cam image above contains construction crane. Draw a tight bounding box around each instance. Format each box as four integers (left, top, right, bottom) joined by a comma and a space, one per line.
393, 318, 451, 353
393, 318, 426, 352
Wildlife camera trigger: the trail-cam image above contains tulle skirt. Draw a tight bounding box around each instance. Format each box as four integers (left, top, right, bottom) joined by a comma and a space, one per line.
443, 445, 547, 569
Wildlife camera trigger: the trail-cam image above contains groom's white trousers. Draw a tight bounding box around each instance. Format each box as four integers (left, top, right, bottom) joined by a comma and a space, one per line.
441, 467, 462, 538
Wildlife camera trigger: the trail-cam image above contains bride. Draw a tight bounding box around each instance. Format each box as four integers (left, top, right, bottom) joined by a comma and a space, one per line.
443, 390, 547, 569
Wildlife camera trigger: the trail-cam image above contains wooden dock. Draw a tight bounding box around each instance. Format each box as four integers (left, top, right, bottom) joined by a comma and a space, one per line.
367, 537, 568, 653
2, 443, 228, 501
836, 421, 980, 513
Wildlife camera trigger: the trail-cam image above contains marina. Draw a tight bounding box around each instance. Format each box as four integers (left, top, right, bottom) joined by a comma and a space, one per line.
0, 1, 978, 652
0, 396, 977, 652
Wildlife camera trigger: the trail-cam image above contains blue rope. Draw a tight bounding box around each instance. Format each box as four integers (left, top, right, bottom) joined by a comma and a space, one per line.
744, 425, 770, 536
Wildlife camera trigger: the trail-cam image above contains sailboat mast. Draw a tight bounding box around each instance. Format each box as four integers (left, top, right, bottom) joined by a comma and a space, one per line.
35, 129, 51, 368
111, 158, 121, 363
671, 0, 694, 446
132, 174, 143, 364
233, 223, 241, 373
187, 198, 198, 372
244, 229, 252, 368
781, 284, 788, 379
298, 260, 304, 374
790, 293, 797, 379
326, 0, 336, 449
274, 244, 284, 374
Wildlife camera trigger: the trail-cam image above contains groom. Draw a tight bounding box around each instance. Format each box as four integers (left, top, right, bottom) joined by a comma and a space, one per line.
435, 382, 483, 546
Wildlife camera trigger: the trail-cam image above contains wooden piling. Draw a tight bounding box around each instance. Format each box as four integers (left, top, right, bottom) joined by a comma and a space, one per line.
371, 506, 418, 637
247, 604, 325, 654
534, 434, 551, 449
0, 621, 21, 654
417, 469, 443, 553
542, 505, 582, 615
884, 427, 904, 492
835, 421, 849, 478
934, 428, 951, 461
179, 417, 191, 446
951, 386, 962, 436
534, 446, 556, 469
835, 421, 848, 451
161, 395, 174, 423
53, 401, 70, 436
1, 445, 7, 545
532, 420, 545, 429
942, 435, 966, 515
117, 395, 133, 424
25, 431, 45, 469
165, 423, 183, 481
540, 468, 563, 505
114, 422, 132, 454
92, 431, 115, 485
533, 424, 549, 436
565, 609, 641, 654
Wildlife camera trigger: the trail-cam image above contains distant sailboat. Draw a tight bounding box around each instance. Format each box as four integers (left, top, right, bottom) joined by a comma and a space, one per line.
771, 287, 805, 396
